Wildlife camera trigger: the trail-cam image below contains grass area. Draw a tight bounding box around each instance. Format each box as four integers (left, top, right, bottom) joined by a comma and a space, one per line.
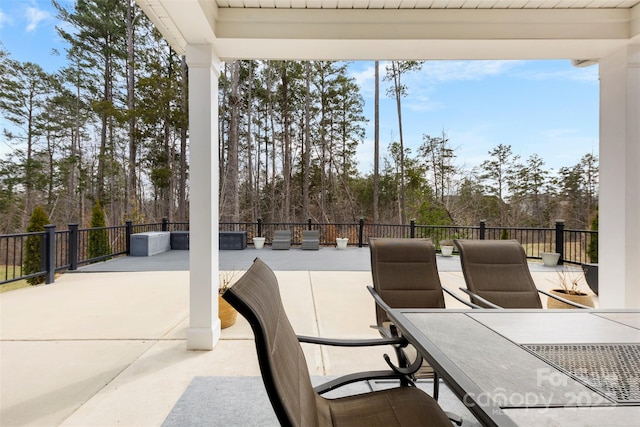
0, 265, 31, 293
0, 280, 30, 293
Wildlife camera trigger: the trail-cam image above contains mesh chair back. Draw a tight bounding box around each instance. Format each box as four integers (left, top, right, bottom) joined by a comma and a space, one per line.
222, 258, 321, 426
369, 238, 445, 326
455, 239, 543, 308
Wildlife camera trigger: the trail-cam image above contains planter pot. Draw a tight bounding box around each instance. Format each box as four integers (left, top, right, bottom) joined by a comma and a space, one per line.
218, 295, 238, 328
582, 263, 598, 295
441, 246, 454, 257
336, 238, 348, 250
541, 252, 560, 267
547, 289, 595, 309
253, 237, 265, 250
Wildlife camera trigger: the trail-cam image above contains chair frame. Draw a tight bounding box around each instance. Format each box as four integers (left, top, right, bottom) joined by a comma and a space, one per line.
222, 258, 457, 426
455, 239, 591, 309
367, 237, 476, 406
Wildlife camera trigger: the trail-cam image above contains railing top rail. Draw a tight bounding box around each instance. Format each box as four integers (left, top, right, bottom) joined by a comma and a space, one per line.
77, 225, 127, 231
0, 231, 46, 238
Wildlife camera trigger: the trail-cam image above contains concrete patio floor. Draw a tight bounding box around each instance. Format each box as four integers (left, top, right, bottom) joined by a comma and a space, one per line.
0, 248, 596, 426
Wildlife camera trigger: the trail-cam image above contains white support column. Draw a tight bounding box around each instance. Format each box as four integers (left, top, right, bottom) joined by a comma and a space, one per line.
186, 44, 221, 350
598, 44, 640, 309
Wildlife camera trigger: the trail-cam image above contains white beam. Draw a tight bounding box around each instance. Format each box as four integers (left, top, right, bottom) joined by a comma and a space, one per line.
211, 8, 634, 60
598, 44, 640, 309
212, 38, 630, 60
136, 1, 639, 60
135, 0, 219, 54
186, 44, 222, 350
215, 8, 631, 41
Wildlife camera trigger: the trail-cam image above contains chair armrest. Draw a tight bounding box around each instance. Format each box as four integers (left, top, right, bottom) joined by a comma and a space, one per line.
442, 286, 482, 309
297, 335, 406, 347
537, 289, 591, 309
313, 371, 408, 394
367, 285, 393, 313
458, 287, 504, 309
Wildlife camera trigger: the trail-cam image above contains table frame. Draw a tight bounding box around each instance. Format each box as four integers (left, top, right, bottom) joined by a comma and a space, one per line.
385, 308, 640, 427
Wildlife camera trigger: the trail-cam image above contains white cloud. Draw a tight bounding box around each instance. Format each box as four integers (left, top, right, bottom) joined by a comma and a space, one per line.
520, 66, 598, 83
416, 60, 524, 83
350, 60, 522, 99
0, 9, 12, 29
404, 95, 444, 113
350, 63, 375, 87
25, 6, 51, 32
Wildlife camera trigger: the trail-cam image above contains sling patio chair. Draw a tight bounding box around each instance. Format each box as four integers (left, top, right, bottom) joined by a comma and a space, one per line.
272, 229, 291, 250
454, 239, 590, 309
301, 230, 320, 250
368, 238, 476, 401
222, 258, 457, 427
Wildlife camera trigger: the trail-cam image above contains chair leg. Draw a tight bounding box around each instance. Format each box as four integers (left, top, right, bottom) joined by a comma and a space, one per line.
433, 372, 463, 425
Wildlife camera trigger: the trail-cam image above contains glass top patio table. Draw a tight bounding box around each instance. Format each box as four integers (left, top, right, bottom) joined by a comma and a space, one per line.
384, 309, 640, 427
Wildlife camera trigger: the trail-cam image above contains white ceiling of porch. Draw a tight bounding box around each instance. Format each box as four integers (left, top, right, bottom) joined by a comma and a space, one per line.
136, 0, 640, 60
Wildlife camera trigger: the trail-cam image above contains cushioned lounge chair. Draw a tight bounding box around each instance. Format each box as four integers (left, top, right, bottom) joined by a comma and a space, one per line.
454, 239, 590, 309
301, 230, 320, 250
272, 229, 291, 250
368, 238, 476, 401
222, 258, 455, 427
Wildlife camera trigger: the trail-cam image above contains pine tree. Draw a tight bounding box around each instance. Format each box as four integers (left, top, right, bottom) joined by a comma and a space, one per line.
23, 206, 50, 285
88, 201, 110, 261
384, 61, 424, 224
54, 0, 128, 204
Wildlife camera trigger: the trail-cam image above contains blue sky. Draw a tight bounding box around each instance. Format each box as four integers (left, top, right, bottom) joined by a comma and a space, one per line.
1, 0, 600, 175
352, 60, 599, 175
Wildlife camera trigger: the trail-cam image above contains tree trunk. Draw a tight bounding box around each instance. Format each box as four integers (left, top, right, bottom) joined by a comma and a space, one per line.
126, 0, 137, 219
373, 60, 380, 224
246, 61, 255, 222
228, 60, 241, 223
391, 62, 407, 225
178, 55, 188, 222
303, 61, 311, 221
280, 64, 291, 222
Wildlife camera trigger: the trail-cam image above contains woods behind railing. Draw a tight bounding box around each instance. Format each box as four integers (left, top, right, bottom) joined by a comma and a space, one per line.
1, 219, 597, 286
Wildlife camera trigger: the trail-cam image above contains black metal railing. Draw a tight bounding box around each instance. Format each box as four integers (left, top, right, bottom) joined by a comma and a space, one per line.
1, 219, 597, 286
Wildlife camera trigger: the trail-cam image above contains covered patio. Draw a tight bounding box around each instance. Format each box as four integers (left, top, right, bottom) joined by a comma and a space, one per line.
0, 249, 592, 426
135, 0, 640, 351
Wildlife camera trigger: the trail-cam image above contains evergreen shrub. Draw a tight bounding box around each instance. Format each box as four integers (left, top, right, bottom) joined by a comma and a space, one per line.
23, 206, 50, 285
88, 201, 111, 262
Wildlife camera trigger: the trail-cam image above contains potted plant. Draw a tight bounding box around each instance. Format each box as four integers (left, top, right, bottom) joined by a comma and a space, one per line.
336, 237, 348, 250
547, 268, 595, 309
439, 239, 454, 257
582, 211, 598, 295
218, 271, 239, 328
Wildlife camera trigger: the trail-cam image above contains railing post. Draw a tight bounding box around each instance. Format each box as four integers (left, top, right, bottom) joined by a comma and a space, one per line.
126, 221, 133, 255
44, 225, 56, 284
555, 220, 565, 265
68, 223, 79, 271
358, 218, 364, 247
162, 217, 168, 231
410, 219, 415, 238
257, 218, 263, 237
479, 221, 486, 240
307, 218, 312, 230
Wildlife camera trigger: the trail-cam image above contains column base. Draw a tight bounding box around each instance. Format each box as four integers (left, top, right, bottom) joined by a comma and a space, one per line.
187, 322, 221, 350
